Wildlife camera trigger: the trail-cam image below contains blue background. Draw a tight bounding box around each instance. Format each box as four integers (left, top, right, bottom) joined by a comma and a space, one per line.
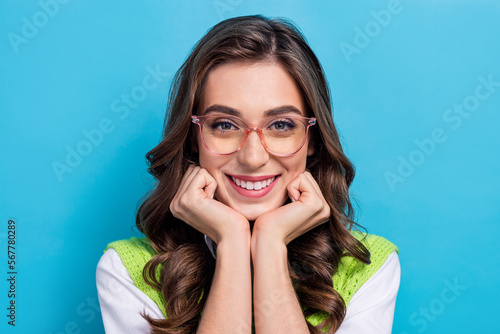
1, 0, 499, 333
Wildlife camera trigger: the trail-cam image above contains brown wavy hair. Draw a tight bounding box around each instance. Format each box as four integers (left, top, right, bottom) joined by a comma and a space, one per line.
136, 14, 370, 333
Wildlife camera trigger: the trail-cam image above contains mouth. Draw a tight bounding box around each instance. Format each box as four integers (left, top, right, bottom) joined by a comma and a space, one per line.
226, 174, 280, 198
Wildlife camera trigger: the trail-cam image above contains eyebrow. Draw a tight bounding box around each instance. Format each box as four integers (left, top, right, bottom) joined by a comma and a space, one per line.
202, 104, 303, 117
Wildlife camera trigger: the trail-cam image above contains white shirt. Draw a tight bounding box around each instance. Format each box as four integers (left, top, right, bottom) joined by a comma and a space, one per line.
96, 247, 400, 334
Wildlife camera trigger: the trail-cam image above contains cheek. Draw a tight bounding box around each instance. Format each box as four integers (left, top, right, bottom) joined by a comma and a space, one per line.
197, 146, 228, 176
287, 150, 309, 173
198, 151, 212, 170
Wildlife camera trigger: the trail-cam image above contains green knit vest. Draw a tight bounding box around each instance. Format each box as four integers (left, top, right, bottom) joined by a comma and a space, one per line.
105, 231, 398, 329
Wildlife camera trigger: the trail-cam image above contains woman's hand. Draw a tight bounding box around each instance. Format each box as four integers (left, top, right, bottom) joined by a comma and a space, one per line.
170, 166, 253, 333
250, 171, 329, 333
251, 171, 330, 246
169, 165, 250, 244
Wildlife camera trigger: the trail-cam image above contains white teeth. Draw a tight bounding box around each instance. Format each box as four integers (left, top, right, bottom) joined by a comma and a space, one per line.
231, 176, 276, 190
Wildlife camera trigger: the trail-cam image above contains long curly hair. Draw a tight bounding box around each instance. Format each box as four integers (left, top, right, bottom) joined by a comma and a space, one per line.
136, 14, 370, 333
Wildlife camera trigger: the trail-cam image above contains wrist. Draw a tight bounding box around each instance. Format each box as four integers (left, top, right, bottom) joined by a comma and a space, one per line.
250, 229, 287, 261
213, 219, 251, 245
217, 231, 251, 256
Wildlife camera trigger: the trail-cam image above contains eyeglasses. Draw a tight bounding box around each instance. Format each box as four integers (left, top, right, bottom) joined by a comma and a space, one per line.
191, 114, 316, 156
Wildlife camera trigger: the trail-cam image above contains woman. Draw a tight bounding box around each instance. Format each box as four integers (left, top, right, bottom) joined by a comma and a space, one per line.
96, 15, 400, 334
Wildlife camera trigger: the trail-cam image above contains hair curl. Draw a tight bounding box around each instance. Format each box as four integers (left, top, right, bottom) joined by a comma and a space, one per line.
136, 14, 370, 333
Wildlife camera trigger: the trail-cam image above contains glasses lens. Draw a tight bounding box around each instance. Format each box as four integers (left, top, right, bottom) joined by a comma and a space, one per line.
262, 117, 307, 155
202, 116, 246, 154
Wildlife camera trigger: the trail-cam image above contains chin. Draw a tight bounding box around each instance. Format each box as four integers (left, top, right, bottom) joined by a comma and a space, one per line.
215, 185, 289, 222
231, 198, 287, 222
239, 209, 264, 222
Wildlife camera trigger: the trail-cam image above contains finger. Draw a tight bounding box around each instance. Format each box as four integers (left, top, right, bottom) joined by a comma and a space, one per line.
287, 173, 318, 202
171, 165, 199, 213
177, 165, 201, 194
201, 169, 217, 198
303, 171, 322, 198
189, 168, 217, 199
287, 175, 302, 202
303, 172, 330, 220
178, 164, 197, 187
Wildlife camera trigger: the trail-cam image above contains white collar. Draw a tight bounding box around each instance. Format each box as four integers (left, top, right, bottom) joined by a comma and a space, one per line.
203, 234, 217, 258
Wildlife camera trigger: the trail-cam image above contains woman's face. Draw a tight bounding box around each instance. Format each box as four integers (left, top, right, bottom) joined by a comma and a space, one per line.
196, 61, 314, 221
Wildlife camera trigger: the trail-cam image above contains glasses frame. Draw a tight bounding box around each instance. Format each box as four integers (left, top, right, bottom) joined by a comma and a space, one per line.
191, 114, 317, 157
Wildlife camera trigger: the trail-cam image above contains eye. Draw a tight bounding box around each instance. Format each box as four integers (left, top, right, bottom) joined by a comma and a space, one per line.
269, 118, 296, 131
208, 117, 240, 131
215, 121, 234, 131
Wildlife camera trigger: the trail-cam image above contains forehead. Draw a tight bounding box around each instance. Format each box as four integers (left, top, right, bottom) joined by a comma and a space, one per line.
199, 61, 306, 121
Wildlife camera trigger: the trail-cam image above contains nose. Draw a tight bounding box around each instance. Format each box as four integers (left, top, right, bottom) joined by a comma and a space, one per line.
237, 130, 269, 169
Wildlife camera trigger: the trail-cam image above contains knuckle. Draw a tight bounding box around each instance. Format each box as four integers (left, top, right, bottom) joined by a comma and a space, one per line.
321, 203, 331, 219
312, 200, 323, 212
199, 168, 213, 180
169, 201, 180, 218
178, 194, 190, 209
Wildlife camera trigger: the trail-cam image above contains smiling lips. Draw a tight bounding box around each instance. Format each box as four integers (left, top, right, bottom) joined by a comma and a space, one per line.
226, 174, 280, 198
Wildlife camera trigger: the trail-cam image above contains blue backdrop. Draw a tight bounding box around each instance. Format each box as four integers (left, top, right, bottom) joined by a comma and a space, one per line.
1, 1, 499, 333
